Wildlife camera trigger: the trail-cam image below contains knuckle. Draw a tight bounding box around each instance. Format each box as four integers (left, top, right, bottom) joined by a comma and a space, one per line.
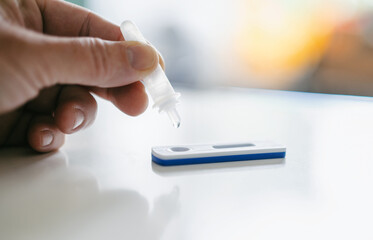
83, 38, 112, 85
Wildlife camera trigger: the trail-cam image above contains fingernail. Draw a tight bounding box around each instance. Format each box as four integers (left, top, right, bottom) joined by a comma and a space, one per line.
73, 108, 85, 130
41, 130, 53, 147
127, 44, 156, 70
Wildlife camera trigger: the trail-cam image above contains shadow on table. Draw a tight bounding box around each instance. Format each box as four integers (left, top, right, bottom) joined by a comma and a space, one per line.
0, 148, 179, 240
152, 158, 286, 176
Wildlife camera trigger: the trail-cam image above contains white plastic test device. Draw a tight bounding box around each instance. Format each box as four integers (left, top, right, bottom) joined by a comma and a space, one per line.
152, 141, 286, 166
120, 20, 181, 128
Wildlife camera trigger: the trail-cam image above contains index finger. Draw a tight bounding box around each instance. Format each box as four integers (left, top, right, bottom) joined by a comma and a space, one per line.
37, 0, 123, 41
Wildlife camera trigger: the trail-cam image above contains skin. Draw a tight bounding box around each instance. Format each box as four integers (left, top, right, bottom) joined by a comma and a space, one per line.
0, 0, 165, 152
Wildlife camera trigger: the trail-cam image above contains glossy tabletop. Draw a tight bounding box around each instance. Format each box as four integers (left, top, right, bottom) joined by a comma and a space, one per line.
1, 88, 373, 240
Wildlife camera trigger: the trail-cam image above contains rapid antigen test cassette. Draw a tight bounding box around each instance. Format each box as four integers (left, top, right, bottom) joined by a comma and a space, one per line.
152, 141, 286, 166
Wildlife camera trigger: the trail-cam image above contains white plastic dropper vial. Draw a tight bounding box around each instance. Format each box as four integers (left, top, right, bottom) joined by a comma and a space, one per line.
120, 20, 181, 128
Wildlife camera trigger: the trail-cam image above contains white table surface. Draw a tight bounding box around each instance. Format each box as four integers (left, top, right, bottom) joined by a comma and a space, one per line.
1, 88, 373, 240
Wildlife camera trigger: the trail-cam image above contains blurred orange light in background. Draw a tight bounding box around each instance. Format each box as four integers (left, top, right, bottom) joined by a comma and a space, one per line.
235, 0, 337, 88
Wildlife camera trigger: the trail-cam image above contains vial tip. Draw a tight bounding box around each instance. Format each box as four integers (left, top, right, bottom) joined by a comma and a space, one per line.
173, 120, 181, 128
166, 107, 181, 129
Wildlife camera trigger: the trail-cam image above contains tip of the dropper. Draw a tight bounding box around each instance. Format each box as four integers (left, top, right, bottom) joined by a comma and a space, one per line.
166, 107, 181, 128
174, 120, 181, 128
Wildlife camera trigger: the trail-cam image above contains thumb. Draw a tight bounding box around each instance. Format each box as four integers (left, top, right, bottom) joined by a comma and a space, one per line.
40, 37, 159, 88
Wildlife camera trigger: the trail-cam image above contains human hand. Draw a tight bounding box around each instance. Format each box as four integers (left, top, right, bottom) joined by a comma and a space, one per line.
0, 0, 164, 152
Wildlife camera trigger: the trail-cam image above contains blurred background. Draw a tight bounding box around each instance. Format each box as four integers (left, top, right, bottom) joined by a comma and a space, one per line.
69, 0, 373, 96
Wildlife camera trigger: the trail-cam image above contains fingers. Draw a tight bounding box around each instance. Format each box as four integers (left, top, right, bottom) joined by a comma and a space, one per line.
37, 37, 159, 88
28, 115, 65, 152
90, 81, 148, 116
6, 83, 146, 152
37, 0, 123, 40
6, 85, 97, 152
54, 85, 97, 134
29, 85, 97, 152
35, 0, 166, 73
34, 0, 163, 89
0, 22, 159, 113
